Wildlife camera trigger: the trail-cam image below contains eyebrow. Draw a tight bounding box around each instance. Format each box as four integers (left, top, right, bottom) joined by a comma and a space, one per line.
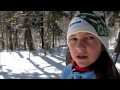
69, 35, 76, 37
70, 33, 94, 37
85, 33, 94, 36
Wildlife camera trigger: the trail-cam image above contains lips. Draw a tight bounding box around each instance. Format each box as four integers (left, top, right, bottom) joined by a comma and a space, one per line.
76, 55, 87, 59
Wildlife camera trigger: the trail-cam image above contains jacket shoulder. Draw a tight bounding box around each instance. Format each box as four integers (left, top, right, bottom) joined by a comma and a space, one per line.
61, 64, 72, 79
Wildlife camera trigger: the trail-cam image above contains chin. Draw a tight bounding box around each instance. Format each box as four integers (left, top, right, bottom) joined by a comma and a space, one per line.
77, 63, 89, 67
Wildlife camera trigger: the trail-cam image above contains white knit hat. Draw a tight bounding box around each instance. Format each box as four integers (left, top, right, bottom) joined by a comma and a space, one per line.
67, 11, 109, 51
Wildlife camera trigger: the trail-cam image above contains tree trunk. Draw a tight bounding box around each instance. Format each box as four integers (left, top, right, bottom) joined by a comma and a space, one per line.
15, 30, 18, 49
1, 31, 5, 50
41, 28, 44, 49
24, 28, 35, 51
6, 28, 8, 51
9, 25, 13, 51
24, 30, 27, 50
114, 31, 120, 63
52, 29, 55, 48
39, 13, 44, 49
27, 28, 34, 51
23, 12, 34, 51
1, 23, 5, 50
69, 11, 75, 19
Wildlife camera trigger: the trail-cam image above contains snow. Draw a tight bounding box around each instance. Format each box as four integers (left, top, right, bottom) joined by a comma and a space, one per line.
0, 46, 67, 79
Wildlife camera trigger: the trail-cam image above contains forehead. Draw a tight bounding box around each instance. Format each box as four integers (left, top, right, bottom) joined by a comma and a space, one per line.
69, 32, 95, 37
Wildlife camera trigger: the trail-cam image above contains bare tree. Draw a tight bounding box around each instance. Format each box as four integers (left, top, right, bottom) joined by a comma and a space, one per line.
23, 11, 34, 51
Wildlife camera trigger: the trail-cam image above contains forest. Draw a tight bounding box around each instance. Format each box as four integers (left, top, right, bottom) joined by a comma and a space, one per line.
0, 11, 120, 65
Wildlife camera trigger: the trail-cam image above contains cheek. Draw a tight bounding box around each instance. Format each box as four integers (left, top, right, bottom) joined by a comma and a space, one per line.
88, 43, 102, 60
68, 45, 76, 57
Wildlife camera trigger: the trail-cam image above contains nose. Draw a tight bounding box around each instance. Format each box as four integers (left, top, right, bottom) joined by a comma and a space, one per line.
76, 41, 85, 53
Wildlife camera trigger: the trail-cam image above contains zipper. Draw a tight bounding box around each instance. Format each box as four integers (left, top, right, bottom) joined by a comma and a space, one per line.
72, 68, 82, 79
72, 68, 76, 79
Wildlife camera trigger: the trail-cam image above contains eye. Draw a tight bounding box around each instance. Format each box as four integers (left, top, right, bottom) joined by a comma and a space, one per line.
70, 37, 77, 41
85, 36, 94, 40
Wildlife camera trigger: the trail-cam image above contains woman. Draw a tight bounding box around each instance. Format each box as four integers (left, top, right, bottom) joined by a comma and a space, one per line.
61, 11, 120, 79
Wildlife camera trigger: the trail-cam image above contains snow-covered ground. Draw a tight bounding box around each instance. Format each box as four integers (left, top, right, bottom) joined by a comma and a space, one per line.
0, 46, 67, 79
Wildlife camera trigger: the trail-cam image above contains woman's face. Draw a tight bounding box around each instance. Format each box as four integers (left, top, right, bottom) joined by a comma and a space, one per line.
68, 32, 102, 67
